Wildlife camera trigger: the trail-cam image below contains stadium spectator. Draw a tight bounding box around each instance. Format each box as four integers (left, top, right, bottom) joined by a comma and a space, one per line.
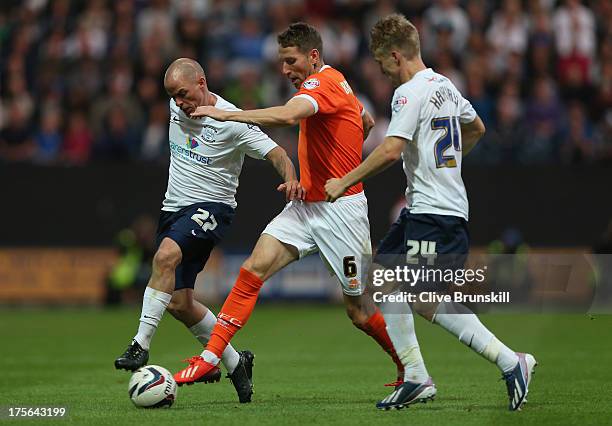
552, 0, 596, 88
96, 106, 142, 160
62, 110, 93, 165
486, 0, 529, 76
0, 102, 36, 163
422, 0, 470, 58
523, 77, 563, 162
487, 81, 526, 163
465, 74, 494, 127
561, 101, 596, 164
34, 107, 63, 164
141, 101, 170, 162
230, 17, 265, 62
224, 65, 265, 110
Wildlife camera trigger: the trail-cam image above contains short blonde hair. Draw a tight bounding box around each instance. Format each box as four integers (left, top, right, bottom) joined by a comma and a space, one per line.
370, 14, 421, 59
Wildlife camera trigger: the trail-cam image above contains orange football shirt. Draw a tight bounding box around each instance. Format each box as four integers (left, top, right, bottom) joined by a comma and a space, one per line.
293, 65, 364, 202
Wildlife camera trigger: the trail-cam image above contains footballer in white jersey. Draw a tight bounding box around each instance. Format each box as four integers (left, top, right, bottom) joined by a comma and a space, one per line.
115, 59, 303, 404
326, 15, 535, 412
386, 67, 475, 221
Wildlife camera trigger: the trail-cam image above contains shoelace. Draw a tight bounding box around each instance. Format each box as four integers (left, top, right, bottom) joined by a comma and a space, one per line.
182, 356, 204, 365
126, 343, 145, 357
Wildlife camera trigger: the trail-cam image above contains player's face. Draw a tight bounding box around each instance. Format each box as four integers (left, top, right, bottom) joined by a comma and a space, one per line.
374, 51, 401, 87
279, 46, 316, 89
165, 76, 207, 115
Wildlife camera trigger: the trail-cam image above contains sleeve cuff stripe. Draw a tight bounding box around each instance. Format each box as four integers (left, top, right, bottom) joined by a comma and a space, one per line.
294, 94, 319, 114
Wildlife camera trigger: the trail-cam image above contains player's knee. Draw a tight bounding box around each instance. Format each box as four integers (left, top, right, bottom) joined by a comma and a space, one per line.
346, 304, 369, 329
153, 246, 181, 273
167, 297, 192, 321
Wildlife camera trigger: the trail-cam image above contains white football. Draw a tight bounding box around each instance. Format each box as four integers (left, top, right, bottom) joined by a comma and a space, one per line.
128, 365, 177, 408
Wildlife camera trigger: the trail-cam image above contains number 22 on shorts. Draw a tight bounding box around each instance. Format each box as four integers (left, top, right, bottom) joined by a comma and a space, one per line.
191, 208, 218, 232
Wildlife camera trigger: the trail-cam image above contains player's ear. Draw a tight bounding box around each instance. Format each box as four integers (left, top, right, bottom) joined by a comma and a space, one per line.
310, 49, 320, 66
391, 50, 401, 65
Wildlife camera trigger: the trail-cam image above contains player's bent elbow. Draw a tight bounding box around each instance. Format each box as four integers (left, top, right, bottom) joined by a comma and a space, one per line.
478, 122, 486, 138
384, 147, 402, 163
475, 117, 486, 137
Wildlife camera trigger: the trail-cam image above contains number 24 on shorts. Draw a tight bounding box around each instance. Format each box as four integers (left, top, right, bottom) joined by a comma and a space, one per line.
191, 208, 218, 232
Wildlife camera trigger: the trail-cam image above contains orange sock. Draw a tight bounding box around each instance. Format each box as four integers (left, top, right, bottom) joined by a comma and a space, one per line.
360, 310, 404, 376
206, 268, 264, 357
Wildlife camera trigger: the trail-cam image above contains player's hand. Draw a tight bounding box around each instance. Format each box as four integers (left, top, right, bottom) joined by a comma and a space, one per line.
325, 178, 347, 202
190, 106, 228, 121
277, 180, 305, 201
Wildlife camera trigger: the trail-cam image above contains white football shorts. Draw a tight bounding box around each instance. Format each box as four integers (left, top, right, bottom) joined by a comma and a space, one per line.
262, 192, 372, 296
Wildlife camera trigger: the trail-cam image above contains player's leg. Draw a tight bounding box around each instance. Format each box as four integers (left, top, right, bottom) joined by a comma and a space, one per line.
409, 215, 521, 374
374, 291, 435, 409
413, 300, 536, 410
414, 299, 519, 372
174, 201, 314, 387
370, 210, 433, 388
167, 289, 240, 374
342, 292, 406, 385
368, 209, 435, 409
201, 234, 298, 363
372, 281, 430, 382
168, 288, 254, 401
310, 194, 407, 385
408, 213, 535, 410
135, 238, 181, 345
114, 237, 180, 371
174, 234, 299, 387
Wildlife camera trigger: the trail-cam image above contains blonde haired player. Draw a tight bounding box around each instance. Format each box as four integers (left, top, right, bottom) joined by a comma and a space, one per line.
325, 14, 536, 411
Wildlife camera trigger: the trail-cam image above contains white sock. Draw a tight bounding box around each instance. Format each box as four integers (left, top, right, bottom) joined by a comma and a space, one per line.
190, 310, 240, 373
433, 302, 519, 372
133, 287, 172, 350
201, 349, 221, 366
381, 299, 429, 383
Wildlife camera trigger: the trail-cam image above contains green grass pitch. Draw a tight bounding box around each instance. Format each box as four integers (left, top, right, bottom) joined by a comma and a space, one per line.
1, 305, 611, 425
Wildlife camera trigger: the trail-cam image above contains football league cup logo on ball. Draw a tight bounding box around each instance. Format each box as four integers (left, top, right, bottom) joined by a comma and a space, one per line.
128, 365, 177, 408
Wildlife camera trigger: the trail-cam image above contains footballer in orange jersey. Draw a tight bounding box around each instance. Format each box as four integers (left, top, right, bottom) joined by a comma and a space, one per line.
173, 23, 405, 397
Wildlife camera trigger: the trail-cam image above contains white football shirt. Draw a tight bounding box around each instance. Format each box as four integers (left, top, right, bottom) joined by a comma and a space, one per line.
163, 94, 278, 211
385, 68, 477, 220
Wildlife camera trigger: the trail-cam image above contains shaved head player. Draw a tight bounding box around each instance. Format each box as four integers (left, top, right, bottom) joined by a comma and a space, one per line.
114, 58, 302, 403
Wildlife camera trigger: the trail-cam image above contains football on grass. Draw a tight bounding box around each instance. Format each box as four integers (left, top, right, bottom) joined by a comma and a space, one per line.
128, 365, 177, 408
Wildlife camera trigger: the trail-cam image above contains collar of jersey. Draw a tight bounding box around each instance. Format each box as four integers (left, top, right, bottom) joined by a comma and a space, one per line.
397, 68, 433, 90
175, 93, 224, 129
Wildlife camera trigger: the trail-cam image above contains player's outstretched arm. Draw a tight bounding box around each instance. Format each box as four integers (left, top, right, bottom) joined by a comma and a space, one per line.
325, 136, 405, 202
190, 98, 315, 128
265, 146, 305, 201
461, 115, 486, 157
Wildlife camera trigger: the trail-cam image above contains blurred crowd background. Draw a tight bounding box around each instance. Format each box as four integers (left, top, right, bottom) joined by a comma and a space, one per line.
1, 0, 611, 166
